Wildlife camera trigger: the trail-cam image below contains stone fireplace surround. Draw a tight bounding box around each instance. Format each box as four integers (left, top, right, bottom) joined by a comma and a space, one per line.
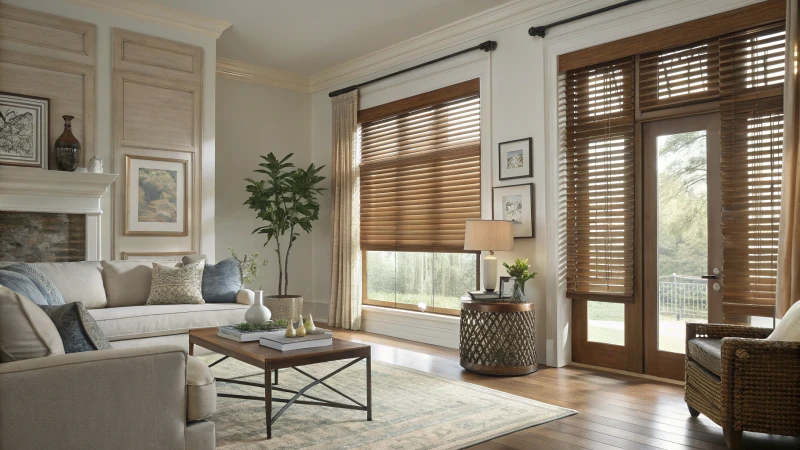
0, 166, 117, 261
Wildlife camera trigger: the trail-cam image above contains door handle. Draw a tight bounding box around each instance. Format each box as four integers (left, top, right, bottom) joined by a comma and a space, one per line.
701, 275, 718, 279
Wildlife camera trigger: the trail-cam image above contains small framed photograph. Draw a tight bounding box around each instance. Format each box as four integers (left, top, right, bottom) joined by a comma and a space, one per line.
125, 155, 188, 236
493, 183, 534, 238
0, 92, 49, 169
498, 137, 532, 181
499, 276, 513, 297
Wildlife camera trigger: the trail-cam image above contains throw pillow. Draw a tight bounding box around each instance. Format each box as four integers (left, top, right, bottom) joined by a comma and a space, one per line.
182, 254, 207, 265
767, 300, 800, 342
101, 260, 181, 307
146, 260, 206, 305
0, 262, 65, 306
182, 256, 240, 303
40, 302, 112, 353
0, 286, 65, 362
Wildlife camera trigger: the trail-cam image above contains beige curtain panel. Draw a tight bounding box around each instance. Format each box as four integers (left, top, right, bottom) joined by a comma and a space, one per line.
778, 0, 800, 318
328, 90, 362, 330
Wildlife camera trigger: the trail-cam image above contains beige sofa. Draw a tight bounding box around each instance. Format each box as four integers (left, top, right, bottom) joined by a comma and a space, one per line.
31, 260, 250, 353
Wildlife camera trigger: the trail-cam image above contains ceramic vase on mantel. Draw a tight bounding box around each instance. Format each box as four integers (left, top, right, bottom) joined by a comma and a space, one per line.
54, 115, 81, 171
244, 290, 272, 324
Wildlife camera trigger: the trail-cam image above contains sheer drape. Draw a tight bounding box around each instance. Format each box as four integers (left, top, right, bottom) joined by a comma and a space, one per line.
328, 90, 362, 329
777, 0, 800, 318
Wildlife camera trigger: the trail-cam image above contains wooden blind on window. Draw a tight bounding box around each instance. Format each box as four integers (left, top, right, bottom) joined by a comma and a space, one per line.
359, 81, 481, 251
719, 23, 785, 318
639, 39, 720, 111
564, 58, 636, 300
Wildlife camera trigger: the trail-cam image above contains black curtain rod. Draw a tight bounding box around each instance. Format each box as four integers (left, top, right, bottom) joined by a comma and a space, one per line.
528, 0, 645, 38
328, 40, 497, 98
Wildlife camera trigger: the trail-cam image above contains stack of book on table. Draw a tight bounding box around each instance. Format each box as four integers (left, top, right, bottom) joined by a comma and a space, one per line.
217, 325, 285, 343
260, 331, 334, 351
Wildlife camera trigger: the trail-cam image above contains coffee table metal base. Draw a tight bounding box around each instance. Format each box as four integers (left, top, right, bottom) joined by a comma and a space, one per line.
212, 355, 372, 439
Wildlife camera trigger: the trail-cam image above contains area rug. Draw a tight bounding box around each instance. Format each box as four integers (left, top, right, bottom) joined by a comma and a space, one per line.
199, 353, 575, 450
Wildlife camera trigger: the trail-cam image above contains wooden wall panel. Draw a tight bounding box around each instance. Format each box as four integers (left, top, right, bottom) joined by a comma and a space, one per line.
0, 4, 95, 64
113, 29, 203, 84
112, 29, 203, 259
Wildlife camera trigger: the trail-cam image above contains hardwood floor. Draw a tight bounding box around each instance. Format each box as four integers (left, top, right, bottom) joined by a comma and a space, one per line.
327, 327, 800, 450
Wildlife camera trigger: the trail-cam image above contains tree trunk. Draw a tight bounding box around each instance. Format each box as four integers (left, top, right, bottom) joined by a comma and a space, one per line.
275, 236, 283, 295
284, 227, 295, 296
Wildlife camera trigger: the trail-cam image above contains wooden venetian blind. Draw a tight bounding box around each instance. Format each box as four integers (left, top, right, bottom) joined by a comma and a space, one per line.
719, 23, 785, 318
639, 39, 720, 110
359, 80, 481, 251
563, 58, 636, 299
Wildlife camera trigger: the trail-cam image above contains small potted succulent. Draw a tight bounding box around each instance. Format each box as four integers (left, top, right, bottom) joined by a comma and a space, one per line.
503, 258, 537, 303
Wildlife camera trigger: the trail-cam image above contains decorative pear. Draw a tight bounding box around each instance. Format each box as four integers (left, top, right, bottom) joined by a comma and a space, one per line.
295, 315, 307, 337
284, 321, 296, 338
304, 314, 316, 333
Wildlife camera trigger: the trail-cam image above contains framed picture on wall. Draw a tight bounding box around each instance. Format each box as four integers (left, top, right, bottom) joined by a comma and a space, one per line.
125, 154, 188, 236
498, 137, 532, 181
492, 183, 534, 238
0, 92, 49, 169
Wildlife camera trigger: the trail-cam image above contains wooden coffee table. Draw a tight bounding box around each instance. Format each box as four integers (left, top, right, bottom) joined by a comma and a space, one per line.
189, 328, 372, 439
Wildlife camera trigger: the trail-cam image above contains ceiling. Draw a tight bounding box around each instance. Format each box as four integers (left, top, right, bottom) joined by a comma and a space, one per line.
148, 0, 506, 75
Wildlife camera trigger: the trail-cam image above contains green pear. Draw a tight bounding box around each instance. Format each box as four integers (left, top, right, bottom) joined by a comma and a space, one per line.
304, 314, 316, 332
296, 315, 307, 337
284, 321, 296, 338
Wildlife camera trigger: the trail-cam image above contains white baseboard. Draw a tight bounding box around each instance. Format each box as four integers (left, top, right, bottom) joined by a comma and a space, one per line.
360, 305, 460, 349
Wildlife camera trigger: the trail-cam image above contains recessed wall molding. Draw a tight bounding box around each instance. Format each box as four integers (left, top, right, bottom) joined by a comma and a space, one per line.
64, 0, 232, 39
216, 58, 311, 93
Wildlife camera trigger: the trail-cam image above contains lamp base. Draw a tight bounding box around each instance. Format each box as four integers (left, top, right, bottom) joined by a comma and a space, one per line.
482, 252, 498, 291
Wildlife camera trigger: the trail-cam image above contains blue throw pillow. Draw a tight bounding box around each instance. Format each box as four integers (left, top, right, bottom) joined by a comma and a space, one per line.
0, 262, 65, 306
183, 257, 240, 303
40, 302, 112, 353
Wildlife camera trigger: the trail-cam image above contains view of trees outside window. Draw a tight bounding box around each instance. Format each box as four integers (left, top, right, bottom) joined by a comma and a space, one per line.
587, 131, 709, 351
366, 251, 477, 312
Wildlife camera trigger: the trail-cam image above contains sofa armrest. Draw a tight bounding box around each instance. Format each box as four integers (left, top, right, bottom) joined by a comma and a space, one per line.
0, 346, 189, 450
719, 338, 800, 435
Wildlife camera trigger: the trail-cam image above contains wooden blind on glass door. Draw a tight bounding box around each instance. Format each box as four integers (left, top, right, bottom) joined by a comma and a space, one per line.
639, 39, 720, 111
564, 58, 636, 300
360, 82, 481, 251
719, 23, 785, 318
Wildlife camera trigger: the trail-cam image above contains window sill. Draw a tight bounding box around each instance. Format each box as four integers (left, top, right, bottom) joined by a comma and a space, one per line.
360, 305, 460, 348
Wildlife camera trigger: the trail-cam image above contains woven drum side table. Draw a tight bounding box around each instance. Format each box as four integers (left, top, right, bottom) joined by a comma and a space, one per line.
459, 300, 537, 376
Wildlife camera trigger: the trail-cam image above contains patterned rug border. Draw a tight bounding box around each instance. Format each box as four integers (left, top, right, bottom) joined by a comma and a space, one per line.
205, 354, 577, 449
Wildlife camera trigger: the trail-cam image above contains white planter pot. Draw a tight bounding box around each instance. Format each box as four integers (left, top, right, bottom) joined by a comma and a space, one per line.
244, 291, 271, 324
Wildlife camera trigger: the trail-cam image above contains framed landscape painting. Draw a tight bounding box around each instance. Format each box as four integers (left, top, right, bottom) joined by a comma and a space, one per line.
0, 92, 49, 169
125, 155, 188, 236
498, 137, 532, 181
492, 183, 534, 238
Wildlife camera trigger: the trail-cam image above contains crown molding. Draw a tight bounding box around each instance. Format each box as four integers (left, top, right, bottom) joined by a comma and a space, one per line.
307, 0, 591, 93
216, 58, 311, 93
63, 0, 232, 39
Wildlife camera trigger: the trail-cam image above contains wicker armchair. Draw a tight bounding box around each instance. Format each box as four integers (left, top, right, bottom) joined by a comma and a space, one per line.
685, 322, 800, 449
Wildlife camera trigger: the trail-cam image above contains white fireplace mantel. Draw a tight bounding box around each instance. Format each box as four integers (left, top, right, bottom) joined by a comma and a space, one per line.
0, 166, 118, 260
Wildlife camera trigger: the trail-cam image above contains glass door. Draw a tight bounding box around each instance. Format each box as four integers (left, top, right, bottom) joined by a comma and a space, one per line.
642, 113, 723, 380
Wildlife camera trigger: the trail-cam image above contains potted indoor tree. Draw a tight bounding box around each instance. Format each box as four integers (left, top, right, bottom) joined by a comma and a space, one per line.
244, 153, 325, 322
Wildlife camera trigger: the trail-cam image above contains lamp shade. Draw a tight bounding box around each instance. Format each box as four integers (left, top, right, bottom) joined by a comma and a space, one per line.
464, 220, 514, 251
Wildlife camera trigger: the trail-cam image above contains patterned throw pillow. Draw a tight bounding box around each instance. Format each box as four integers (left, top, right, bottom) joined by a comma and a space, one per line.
40, 302, 112, 353
0, 262, 65, 306
146, 260, 206, 305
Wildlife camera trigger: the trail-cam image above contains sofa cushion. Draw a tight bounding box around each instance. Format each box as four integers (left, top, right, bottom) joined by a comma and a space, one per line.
102, 260, 180, 308
31, 262, 107, 309
182, 254, 207, 265
0, 286, 65, 362
0, 262, 64, 306
89, 303, 249, 341
147, 261, 206, 305
186, 355, 216, 420
41, 302, 112, 353
768, 299, 800, 342
687, 337, 722, 376
186, 257, 240, 303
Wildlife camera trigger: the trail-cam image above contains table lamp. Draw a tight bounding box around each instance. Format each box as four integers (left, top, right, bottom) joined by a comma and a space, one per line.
464, 220, 514, 292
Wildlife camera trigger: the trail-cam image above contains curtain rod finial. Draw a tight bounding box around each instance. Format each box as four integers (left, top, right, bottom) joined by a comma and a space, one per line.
528, 27, 546, 38
479, 40, 497, 51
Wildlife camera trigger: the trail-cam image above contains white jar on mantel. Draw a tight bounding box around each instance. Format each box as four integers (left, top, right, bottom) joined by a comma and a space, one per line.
244, 290, 271, 324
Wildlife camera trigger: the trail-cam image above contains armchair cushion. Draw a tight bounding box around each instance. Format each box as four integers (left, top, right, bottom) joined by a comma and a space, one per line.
186, 355, 216, 420
0, 286, 64, 362
767, 299, 800, 341
688, 337, 722, 376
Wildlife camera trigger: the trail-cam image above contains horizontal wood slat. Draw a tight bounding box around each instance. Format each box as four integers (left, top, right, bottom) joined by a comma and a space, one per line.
360, 87, 481, 251
558, 0, 785, 73
719, 23, 785, 319
639, 40, 719, 111
563, 57, 636, 298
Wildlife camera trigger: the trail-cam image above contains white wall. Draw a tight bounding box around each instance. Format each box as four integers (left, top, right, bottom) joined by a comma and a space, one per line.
5, 0, 218, 261
215, 78, 317, 311
309, 0, 765, 365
